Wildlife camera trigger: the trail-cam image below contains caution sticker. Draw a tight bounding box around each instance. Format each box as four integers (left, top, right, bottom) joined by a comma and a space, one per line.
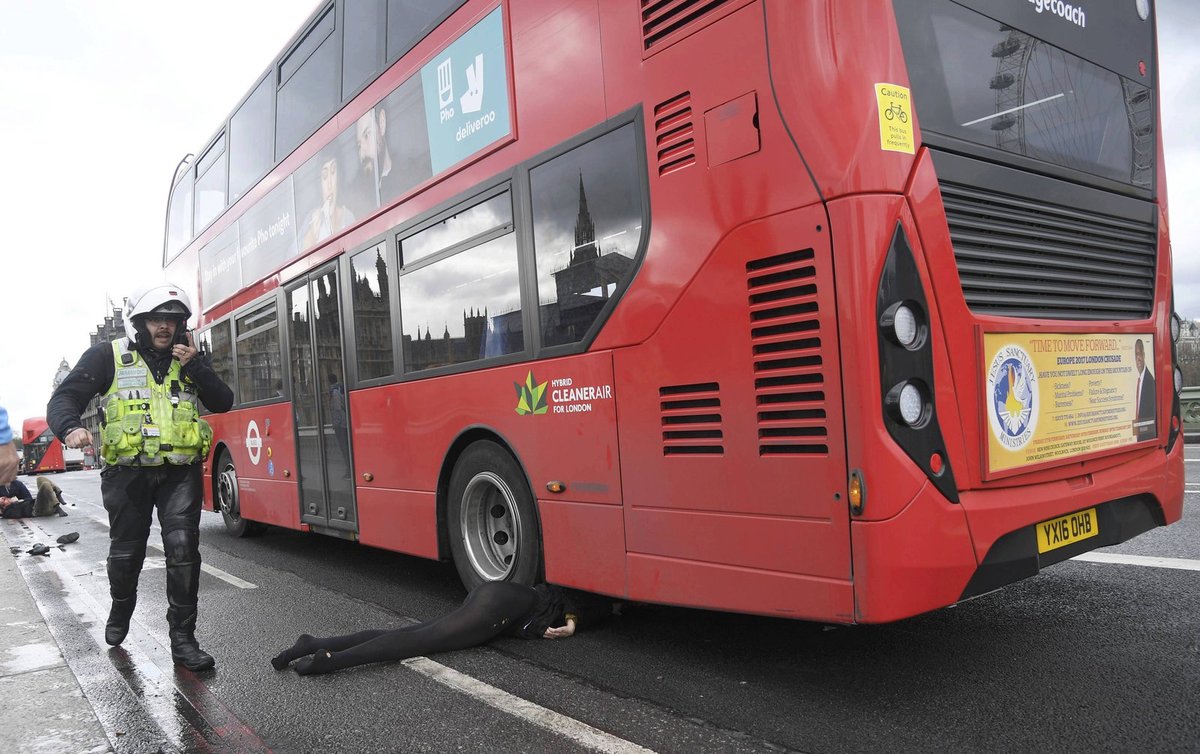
875, 83, 915, 154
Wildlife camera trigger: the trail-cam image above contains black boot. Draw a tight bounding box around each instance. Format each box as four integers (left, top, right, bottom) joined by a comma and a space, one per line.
105, 540, 145, 646
164, 529, 214, 671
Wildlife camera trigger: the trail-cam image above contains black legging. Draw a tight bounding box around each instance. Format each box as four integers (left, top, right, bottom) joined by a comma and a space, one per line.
272, 581, 540, 675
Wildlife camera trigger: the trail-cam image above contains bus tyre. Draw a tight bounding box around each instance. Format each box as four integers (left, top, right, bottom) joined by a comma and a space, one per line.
447, 441, 542, 590
215, 450, 267, 537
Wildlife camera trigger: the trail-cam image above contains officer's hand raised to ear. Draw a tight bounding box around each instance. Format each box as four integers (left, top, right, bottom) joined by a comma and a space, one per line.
172, 331, 198, 367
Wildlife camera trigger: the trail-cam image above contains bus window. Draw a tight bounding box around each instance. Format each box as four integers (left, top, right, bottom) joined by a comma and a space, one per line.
165, 172, 193, 263
197, 320, 236, 412
277, 6, 338, 160
194, 133, 228, 232
235, 302, 283, 403
400, 192, 512, 265
531, 124, 644, 348
386, 0, 463, 62
229, 75, 275, 204
399, 192, 522, 372
350, 242, 395, 381
342, 0, 386, 99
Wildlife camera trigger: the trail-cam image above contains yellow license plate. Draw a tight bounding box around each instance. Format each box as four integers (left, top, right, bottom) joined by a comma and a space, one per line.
1036, 507, 1099, 554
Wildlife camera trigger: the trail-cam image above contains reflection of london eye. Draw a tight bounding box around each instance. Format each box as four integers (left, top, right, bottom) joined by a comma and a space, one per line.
986, 26, 1153, 185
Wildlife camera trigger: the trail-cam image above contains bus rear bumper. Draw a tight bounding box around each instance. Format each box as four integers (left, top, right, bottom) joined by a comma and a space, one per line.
851, 441, 1183, 623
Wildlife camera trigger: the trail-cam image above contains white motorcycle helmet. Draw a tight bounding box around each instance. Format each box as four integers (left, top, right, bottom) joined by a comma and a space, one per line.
123, 284, 193, 346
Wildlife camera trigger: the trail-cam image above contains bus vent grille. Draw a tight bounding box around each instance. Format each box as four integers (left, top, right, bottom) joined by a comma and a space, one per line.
654, 92, 695, 175
940, 181, 1157, 320
642, 0, 740, 52
660, 382, 723, 455
747, 249, 829, 456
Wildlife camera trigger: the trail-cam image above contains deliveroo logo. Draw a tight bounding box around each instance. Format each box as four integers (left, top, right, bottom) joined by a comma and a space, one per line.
515, 371, 548, 416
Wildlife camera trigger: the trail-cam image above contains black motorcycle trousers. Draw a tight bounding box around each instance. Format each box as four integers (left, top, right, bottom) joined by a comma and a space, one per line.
100, 463, 204, 635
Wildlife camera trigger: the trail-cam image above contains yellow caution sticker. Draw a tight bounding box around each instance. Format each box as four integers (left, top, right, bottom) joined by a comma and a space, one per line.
876, 83, 915, 154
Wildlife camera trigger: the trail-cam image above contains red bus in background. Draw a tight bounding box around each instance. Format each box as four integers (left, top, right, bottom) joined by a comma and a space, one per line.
22, 417, 64, 474
164, 0, 1183, 624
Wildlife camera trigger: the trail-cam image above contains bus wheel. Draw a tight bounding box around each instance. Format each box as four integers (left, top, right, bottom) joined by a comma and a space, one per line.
448, 441, 541, 590
215, 450, 267, 537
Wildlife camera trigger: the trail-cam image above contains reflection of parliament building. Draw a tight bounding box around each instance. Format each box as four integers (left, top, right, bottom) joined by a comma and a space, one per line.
354, 172, 634, 372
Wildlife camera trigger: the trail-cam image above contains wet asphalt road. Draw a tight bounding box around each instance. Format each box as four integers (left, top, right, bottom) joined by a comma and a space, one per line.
4, 452, 1198, 754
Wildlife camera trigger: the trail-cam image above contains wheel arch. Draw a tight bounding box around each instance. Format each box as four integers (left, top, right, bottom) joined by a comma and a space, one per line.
436, 425, 541, 565
209, 441, 232, 509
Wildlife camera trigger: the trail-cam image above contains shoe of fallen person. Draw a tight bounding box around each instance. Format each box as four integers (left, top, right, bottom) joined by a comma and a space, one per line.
56, 532, 79, 545
27, 543, 50, 556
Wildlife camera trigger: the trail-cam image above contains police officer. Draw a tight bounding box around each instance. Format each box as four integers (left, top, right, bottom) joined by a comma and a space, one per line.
48, 284, 232, 670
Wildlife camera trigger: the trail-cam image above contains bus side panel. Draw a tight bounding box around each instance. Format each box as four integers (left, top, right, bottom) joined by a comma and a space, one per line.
539, 500, 627, 594
206, 404, 301, 530
763, 0, 915, 199
357, 489, 439, 558
850, 482, 977, 623
351, 354, 626, 595
593, 1, 823, 352
827, 194, 966, 522
615, 205, 853, 621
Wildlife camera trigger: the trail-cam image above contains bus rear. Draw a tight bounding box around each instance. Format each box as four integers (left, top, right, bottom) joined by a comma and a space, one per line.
772, 0, 1184, 620
22, 417, 65, 474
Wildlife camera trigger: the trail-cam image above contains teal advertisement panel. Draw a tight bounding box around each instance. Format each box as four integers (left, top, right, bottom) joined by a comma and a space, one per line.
421, 7, 511, 174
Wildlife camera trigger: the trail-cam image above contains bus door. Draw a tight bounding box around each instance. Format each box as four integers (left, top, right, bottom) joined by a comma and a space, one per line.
285, 264, 357, 535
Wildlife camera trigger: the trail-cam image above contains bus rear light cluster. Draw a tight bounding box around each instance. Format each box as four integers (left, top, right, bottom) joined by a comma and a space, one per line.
1167, 305, 1183, 453
874, 224, 959, 504
885, 380, 929, 428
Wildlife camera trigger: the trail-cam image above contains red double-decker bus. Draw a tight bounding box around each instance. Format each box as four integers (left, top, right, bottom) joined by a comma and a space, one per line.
22, 417, 65, 474
163, 0, 1183, 623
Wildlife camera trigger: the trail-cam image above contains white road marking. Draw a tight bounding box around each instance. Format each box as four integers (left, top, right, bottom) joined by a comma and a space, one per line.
406, 657, 657, 754
1073, 552, 1200, 571
86, 509, 257, 589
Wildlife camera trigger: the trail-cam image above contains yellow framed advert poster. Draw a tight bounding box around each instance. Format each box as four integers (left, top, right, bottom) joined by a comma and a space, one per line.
983, 333, 1157, 475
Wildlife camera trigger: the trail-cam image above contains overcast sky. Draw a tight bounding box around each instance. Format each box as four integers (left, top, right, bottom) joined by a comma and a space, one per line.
1, 0, 1198, 432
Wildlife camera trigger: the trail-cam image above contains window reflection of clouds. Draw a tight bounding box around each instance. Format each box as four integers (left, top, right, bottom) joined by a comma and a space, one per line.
530, 126, 642, 307
402, 193, 512, 265
400, 234, 520, 340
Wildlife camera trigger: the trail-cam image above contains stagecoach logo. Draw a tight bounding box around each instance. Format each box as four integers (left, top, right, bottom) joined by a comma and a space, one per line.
986, 344, 1039, 450
515, 372, 548, 416
246, 420, 263, 465
1028, 0, 1087, 29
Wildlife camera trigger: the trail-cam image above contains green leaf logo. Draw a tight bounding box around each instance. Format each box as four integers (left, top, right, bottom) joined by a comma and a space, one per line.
515, 371, 548, 415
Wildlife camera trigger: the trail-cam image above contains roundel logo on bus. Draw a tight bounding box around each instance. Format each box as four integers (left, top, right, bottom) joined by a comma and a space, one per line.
246, 420, 263, 465
987, 345, 1039, 450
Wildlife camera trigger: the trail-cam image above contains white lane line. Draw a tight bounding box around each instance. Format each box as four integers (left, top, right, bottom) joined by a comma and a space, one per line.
405, 657, 656, 754
1073, 552, 1200, 571
87, 513, 257, 589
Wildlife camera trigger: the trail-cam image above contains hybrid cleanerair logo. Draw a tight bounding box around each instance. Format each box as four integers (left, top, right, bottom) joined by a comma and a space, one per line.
1029, 0, 1087, 28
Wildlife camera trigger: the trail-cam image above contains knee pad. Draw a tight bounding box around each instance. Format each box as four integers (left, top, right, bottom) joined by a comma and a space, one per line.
162, 528, 199, 567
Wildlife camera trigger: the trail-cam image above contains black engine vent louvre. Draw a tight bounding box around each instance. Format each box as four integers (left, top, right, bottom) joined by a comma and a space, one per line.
940, 181, 1158, 320
653, 92, 695, 176
747, 249, 829, 456
642, 0, 739, 52
660, 382, 723, 455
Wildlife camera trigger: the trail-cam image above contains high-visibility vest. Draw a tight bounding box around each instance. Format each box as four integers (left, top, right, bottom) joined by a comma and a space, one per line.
100, 340, 212, 466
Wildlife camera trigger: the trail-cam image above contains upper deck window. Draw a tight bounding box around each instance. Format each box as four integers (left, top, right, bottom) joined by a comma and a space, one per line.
386, 0, 463, 61
165, 171, 194, 263
194, 134, 227, 231
342, 0, 386, 98
229, 75, 275, 204
277, 6, 339, 160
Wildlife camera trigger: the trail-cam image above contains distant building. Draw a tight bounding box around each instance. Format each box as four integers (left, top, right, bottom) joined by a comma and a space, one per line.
78, 304, 126, 465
